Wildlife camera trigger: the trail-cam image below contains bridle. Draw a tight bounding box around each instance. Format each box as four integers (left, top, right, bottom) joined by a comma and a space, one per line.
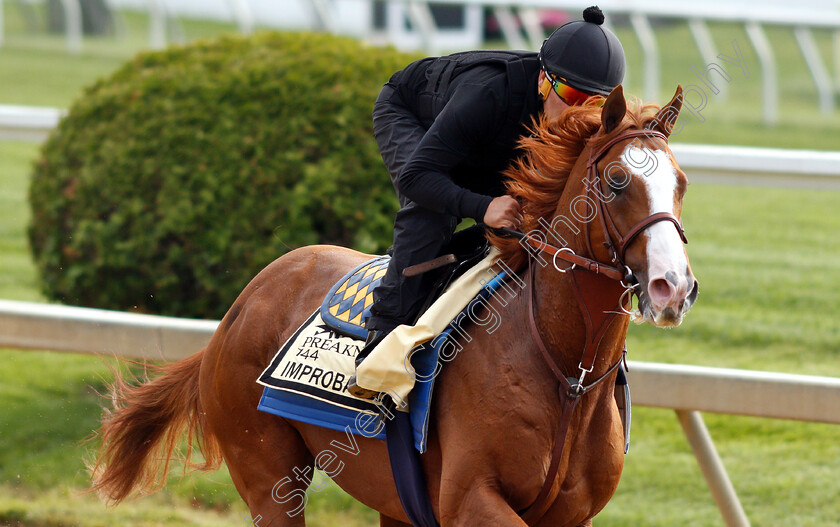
506, 130, 687, 285
585, 129, 687, 271
508, 128, 689, 524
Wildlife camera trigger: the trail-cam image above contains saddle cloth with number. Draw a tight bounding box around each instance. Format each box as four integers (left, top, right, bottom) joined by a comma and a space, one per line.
256, 253, 507, 451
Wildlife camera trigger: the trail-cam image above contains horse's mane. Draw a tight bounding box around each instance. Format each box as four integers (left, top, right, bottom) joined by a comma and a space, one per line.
489, 97, 662, 270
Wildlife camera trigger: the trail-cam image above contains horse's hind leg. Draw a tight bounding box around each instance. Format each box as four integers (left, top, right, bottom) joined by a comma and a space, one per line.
201, 345, 315, 525
221, 417, 315, 526
380, 515, 412, 527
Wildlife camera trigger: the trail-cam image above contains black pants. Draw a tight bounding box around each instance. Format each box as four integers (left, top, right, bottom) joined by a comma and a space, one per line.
367, 85, 459, 332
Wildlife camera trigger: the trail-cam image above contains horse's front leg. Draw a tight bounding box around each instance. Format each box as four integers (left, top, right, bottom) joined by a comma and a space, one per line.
439, 485, 527, 526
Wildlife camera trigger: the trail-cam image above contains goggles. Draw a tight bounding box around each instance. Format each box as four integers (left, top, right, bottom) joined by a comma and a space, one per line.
544, 70, 595, 106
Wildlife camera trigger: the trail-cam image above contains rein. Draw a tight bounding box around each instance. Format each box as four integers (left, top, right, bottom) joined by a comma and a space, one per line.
509, 128, 688, 524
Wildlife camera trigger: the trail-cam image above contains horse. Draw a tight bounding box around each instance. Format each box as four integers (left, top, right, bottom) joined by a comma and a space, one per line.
91, 85, 698, 526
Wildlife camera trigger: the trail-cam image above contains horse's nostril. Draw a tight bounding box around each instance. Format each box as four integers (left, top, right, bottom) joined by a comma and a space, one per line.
648, 277, 675, 305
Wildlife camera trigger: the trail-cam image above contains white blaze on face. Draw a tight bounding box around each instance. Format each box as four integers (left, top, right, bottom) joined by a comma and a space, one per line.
620, 145, 689, 311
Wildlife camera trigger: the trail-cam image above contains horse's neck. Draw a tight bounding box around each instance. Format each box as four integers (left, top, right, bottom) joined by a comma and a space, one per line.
525, 181, 629, 379
530, 263, 628, 376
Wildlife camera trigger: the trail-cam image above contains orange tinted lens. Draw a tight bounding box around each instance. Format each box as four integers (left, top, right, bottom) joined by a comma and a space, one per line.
553, 79, 592, 106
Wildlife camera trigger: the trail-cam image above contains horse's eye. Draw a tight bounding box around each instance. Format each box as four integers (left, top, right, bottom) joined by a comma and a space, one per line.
607, 176, 626, 195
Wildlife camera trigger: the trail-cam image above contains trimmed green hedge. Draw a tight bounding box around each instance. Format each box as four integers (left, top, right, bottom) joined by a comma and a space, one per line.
28, 32, 416, 318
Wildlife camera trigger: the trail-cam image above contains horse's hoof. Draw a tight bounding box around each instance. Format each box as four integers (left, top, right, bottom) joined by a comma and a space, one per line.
347, 376, 380, 400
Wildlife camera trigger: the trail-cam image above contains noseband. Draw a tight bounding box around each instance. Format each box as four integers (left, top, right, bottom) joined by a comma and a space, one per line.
514, 128, 689, 525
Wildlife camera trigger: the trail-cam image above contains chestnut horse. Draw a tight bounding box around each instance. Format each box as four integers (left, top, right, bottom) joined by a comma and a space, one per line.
92, 86, 698, 526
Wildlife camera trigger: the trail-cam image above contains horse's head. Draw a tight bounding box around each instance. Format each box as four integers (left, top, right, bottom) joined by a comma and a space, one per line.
583, 85, 698, 327
493, 85, 698, 328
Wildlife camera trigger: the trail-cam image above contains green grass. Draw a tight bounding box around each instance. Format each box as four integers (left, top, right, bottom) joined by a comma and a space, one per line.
631, 184, 840, 374
1, 11, 840, 527
613, 21, 840, 150
1, 9, 840, 148
598, 184, 840, 525
0, 142, 42, 301
0, 6, 241, 107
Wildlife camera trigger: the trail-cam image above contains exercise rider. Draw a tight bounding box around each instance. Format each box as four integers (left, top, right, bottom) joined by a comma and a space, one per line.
348, 6, 627, 399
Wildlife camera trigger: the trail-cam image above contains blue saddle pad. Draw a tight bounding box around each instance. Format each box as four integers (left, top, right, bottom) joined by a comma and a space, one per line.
257, 255, 507, 452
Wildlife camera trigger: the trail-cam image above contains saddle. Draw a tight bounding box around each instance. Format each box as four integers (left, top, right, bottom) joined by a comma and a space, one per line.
405, 225, 491, 324
321, 225, 491, 339
258, 225, 498, 441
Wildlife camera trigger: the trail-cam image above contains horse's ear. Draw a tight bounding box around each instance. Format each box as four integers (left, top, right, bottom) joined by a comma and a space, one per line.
601, 85, 626, 134
648, 85, 684, 137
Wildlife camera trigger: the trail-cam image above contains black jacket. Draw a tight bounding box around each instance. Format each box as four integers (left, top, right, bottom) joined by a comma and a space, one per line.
387, 50, 542, 222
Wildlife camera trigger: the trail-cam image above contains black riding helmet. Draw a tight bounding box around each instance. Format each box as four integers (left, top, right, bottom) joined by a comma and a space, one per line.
538, 6, 625, 96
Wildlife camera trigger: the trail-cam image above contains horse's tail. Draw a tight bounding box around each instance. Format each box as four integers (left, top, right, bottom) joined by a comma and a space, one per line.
90, 349, 222, 503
